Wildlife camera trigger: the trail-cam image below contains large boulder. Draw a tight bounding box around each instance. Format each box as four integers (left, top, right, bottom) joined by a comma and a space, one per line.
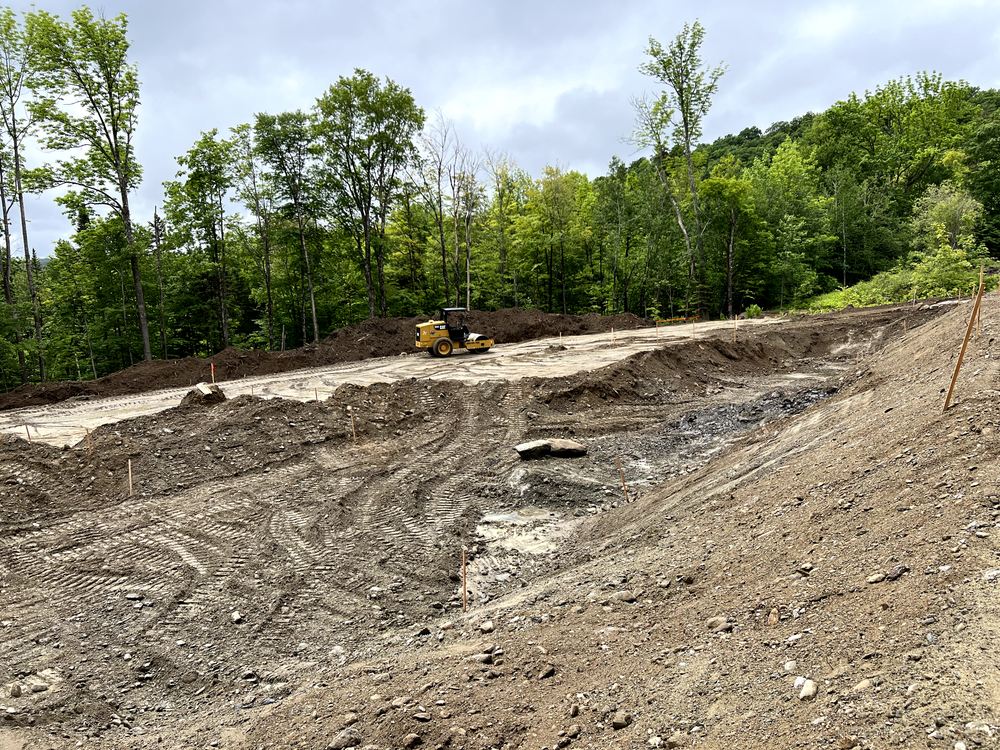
514, 438, 587, 460
179, 382, 227, 407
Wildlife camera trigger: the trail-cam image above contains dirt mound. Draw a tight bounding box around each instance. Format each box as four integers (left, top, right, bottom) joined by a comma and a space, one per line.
14, 300, 1000, 750
0, 308, 652, 411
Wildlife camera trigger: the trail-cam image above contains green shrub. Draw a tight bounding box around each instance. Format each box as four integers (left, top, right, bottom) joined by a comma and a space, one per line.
745, 304, 763, 319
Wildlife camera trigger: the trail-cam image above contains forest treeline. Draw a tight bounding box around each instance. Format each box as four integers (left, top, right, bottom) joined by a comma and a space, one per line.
0, 10, 998, 387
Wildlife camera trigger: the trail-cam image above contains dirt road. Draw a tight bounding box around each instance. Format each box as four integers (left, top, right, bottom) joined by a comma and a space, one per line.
0, 318, 778, 447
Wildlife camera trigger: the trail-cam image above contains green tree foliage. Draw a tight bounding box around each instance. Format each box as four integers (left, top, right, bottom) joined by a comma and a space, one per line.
314, 69, 425, 318
10, 12, 1000, 388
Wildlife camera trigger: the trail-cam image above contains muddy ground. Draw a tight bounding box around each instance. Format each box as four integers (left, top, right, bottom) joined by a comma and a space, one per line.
3, 300, 1000, 750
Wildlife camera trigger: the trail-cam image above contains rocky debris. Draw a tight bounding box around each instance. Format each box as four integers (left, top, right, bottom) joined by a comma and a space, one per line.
514, 438, 587, 459
611, 711, 633, 729
179, 381, 227, 407
480, 620, 495, 634
611, 590, 636, 603
231, 610, 243, 623
767, 608, 779, 627
402, 733, 422, 748
9, 684, 21, 698
327, 726, 362, 750
798, 679, 818, 701
866, 572, 886, 584
706, 614, 733, 632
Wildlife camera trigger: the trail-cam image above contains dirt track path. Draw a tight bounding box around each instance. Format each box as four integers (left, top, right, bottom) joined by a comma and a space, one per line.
0, 318, 780, 447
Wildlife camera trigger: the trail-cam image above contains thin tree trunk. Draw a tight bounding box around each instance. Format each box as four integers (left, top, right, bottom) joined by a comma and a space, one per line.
153, 207, 168, 359
13, 138, 44, 380
294, 205, 319, 342
216, 188, 230, 348
0, 158, 25, 383
120, 190, 152, 361
727, 206, 736, 318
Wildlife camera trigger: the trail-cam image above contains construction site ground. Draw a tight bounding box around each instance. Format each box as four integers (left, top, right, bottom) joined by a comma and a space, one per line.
2, 301, 1000, 750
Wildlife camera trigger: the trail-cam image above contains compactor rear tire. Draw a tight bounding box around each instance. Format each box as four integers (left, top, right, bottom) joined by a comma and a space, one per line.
433, 338, 454, 357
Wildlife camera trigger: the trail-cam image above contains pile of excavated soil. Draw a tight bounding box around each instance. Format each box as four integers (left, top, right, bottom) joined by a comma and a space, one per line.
0, 309, 653, 410
10, 299, 1000, 750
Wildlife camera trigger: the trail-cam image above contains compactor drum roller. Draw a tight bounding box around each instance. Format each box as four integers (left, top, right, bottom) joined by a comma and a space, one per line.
415, 307, 494, 357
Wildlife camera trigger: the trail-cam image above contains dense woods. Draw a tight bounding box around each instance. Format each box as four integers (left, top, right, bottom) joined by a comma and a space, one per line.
0, 10, 998, 387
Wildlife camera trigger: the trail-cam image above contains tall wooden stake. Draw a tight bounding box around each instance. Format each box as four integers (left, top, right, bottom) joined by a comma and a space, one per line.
348, 406, 357, 443
616, 454, 629, 502
733, 317, 737, 343
128, 459, 134, 496
977, 266, 984, 340
462, 547, 467, 613
944, 279, 986, 411
86, 427, 92, 457
211, 363, 215, 384
24, 423, 32, 449
315, 388, 319, 402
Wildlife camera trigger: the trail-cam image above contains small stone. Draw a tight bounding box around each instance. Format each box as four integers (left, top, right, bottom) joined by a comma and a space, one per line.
866, 573, 886, 584
798, 679, 818, 700
649, 737, 663, 748
415, 626, 431, 637
439, 622, 453, 631
569, 703, 580, 717
905, 651, 923, 662
230, 611, 243, 623
611, 711, 633, 729
784, 660, 797, 673
886, 565, 909, 581
567, 724, 581, 738
852, 679, 872, 693
369, 694, 383, 703
413, 712, 431, 722
480, 621, 495, 634
538, 664, 555, 680
402, 733, 421, 748
767, 608, 779, 627
327, 726, 362, 750
343, 712, 358, 726
391, 696, 410, 708
706, 616, 727, 630
124, 593, 143, 601
665, 734, 686, 748
611, 591, 636, 604
9, 684, 21, 698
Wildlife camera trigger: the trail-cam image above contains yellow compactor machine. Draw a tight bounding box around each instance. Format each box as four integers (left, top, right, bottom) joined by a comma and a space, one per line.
415, 307, 493, 357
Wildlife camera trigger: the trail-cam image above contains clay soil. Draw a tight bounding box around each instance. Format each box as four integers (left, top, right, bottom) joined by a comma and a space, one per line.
2, 301, 1000, 750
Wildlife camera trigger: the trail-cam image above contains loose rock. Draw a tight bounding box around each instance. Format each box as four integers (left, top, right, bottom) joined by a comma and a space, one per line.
611, 711, 633, 729
798, 679, 818, 700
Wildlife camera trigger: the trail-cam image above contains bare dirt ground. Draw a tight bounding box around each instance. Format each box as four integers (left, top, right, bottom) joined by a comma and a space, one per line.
3, 301, 1000, 750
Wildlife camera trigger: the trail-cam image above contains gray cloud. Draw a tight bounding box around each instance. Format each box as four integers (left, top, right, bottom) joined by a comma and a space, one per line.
4, 0, 1000, 254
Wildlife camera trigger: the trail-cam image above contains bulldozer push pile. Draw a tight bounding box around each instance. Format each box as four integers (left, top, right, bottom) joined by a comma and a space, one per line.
415, 307, 494, 356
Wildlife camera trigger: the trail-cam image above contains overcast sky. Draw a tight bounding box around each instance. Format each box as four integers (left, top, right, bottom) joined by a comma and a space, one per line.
9, 0, 1000, 256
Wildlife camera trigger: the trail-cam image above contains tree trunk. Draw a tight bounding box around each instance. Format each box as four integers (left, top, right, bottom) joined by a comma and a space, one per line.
0, 158, 25, 383
13, 137, 45, 380
153, 208, 168, 359
294, 204, 320, 342
120, 190, 152, 361
727, 206, 736, 318
216, 188, 230, 348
